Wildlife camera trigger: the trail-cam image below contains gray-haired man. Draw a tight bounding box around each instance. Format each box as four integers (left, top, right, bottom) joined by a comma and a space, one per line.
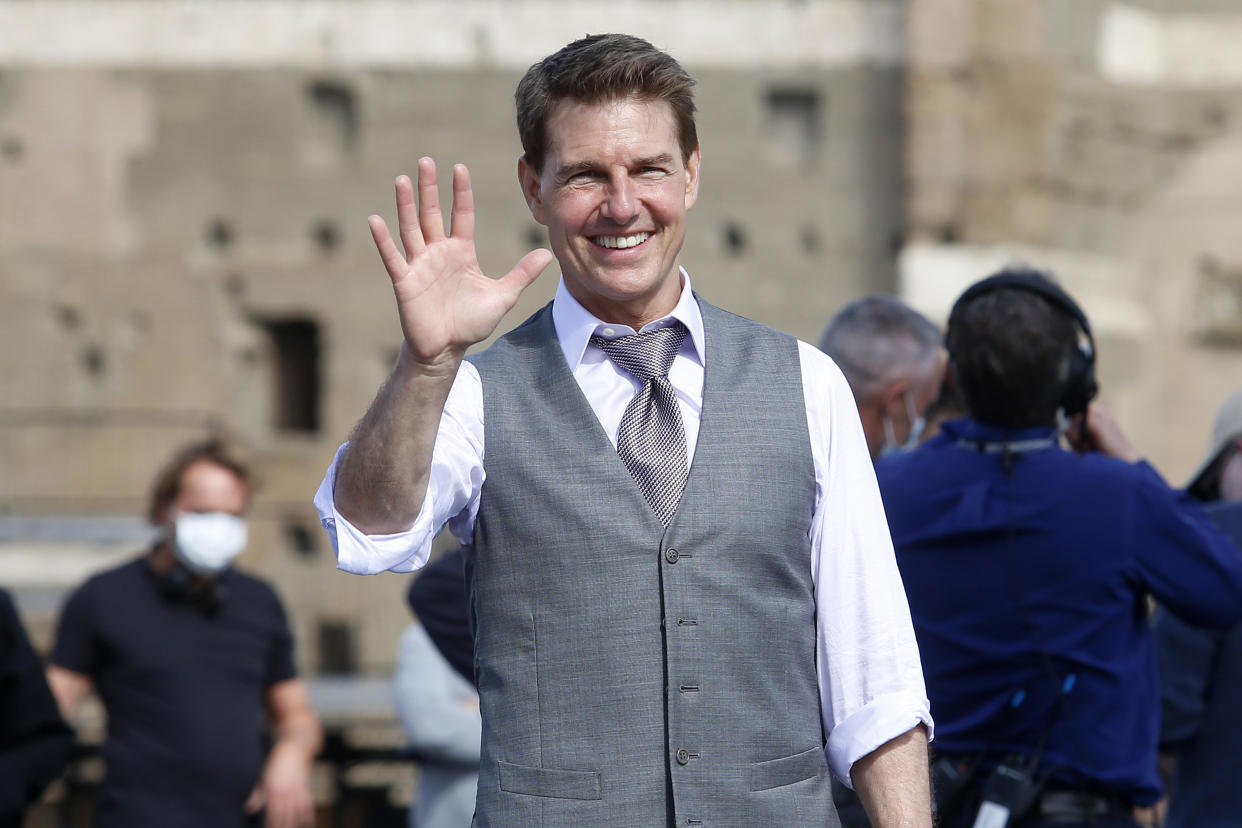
819, 296, 946, 460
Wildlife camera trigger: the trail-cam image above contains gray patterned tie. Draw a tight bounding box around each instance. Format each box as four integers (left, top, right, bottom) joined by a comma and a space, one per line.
590, 324, 690, 526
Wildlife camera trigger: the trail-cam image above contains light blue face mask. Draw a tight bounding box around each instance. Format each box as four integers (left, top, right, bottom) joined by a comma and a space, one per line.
880, 390, 926, 457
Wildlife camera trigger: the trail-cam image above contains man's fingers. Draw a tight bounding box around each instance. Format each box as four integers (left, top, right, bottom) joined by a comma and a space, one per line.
450, 163, 475, 241
498, 248, 554, 306
416, 156, 446, 244
394, 174, 424, 260
1083, 402, 1140, 463
264, 800, 291, 828
262, 793, 294, 828
368, 215, 407, 283
277, 792, 313, 828
296, 792, 315, 827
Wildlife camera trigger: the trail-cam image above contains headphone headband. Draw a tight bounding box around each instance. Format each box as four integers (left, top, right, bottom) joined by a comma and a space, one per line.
948, 269, 1092, 339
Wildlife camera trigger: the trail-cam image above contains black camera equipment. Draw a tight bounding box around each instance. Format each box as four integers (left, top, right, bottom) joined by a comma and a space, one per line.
969, 674, 1077, 828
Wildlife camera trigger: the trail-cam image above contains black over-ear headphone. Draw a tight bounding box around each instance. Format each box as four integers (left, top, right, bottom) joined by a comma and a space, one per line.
947, 268, 1098, 419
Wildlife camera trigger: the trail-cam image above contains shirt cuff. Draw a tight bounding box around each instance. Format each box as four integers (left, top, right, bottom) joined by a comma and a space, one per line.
313, 444, 437, 574
827, 691, 934, 788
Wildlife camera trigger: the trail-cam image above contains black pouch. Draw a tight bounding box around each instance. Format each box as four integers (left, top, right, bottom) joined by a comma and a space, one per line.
971, 760, 1040, 828
932, 754, 974, 816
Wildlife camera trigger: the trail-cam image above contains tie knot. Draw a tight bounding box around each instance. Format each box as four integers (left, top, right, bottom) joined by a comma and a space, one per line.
590, 324, 688, 382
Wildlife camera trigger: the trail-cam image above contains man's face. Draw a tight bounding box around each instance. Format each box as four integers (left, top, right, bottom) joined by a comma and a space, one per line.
861, 351, 947, 460
158, 459, 250, 577
168, 459, 249, 523
519, 96, 701, 327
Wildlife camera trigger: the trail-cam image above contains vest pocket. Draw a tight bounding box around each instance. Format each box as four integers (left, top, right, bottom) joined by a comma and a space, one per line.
748, 746, 827, 791
497, 760, 603, 800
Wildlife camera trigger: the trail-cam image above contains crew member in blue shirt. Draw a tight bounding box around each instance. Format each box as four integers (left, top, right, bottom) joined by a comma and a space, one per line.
875, 268, 1242, 828
1153, 387, 1242, 828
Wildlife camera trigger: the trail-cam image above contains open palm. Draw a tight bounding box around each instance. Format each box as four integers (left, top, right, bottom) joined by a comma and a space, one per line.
369, 157, 553, 366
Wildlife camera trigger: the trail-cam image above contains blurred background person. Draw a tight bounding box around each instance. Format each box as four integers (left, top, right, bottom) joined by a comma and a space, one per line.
818, 295, 947, 459
406, 548, 475, 685
1153, 387, 1242, 828
394, 572, 480, 828
44, 440, 322, 828
875, 268, 1242, 828
817, 293, 945, 827
0, 587, 74, 828
1185, 386, 1242, 504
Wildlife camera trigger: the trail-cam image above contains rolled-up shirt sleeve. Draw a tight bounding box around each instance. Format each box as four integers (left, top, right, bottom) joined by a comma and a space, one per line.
313, 361, 486, 575
799, 341, 933, 786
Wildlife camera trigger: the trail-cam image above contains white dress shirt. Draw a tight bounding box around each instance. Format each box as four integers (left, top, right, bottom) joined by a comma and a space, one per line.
315, 272, 932, 785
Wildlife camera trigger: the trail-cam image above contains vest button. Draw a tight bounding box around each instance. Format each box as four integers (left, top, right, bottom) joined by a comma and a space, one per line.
675, 748, 690, 765
665, 548, 680, 564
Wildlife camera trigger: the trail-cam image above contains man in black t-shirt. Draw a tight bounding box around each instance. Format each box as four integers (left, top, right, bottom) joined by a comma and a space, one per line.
47, 441, 321, 828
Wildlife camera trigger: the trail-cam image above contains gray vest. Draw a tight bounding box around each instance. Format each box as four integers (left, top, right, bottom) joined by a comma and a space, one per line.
466, 298, 839, 827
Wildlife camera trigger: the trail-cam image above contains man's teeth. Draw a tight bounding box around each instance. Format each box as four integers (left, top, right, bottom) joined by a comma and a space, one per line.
595, 233, 651, 249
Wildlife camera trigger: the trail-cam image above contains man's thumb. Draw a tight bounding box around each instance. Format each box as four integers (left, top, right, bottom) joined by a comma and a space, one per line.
503, 248, 555, 298
244, 785, 266, 814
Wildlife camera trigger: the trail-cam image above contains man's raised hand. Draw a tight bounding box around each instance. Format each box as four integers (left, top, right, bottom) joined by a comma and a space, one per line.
369, 157, 553, 370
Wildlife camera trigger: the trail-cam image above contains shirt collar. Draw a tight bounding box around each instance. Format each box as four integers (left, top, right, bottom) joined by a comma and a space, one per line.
551, 268, 706, 371
940, 416, 1060, 445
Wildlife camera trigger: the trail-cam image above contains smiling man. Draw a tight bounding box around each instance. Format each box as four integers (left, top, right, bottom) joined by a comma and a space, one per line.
315, 34, 931, 827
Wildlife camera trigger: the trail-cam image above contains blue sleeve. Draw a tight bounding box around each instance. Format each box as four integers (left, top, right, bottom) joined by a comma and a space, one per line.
1131, 462, 1242, 628
1152, 607, 1222, 749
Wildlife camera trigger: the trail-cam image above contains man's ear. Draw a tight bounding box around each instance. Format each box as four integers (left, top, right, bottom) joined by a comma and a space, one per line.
882, 380, 911, 419
684, 144, 702, 210
856, 397, 886, 459
151, 502, 175, 537
517, 155, 548, 225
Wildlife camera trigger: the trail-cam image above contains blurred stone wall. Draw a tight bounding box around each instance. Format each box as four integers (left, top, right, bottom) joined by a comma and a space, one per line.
5, 0, 1242, 677
901, 0, 1242, 480
0, 0, 907, 674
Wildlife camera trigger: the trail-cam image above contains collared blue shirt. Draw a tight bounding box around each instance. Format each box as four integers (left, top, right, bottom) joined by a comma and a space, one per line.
875, 417, 1242, 806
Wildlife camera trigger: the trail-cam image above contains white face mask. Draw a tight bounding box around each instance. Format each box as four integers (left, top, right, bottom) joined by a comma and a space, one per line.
172, 512, 248, 576
880, 390, 927, 457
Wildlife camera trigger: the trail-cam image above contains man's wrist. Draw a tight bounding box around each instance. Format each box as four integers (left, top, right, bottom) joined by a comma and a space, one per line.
269, 732, 317, 767
396, 340, 466, 383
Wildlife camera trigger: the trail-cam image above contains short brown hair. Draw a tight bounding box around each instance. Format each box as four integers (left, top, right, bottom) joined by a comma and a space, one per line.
515, 33, 698, 173
147, 439, 252, 523
947, 277, 1077, 428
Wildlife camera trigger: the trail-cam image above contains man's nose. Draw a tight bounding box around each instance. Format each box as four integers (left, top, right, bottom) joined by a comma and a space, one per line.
600, 175, 639, 223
